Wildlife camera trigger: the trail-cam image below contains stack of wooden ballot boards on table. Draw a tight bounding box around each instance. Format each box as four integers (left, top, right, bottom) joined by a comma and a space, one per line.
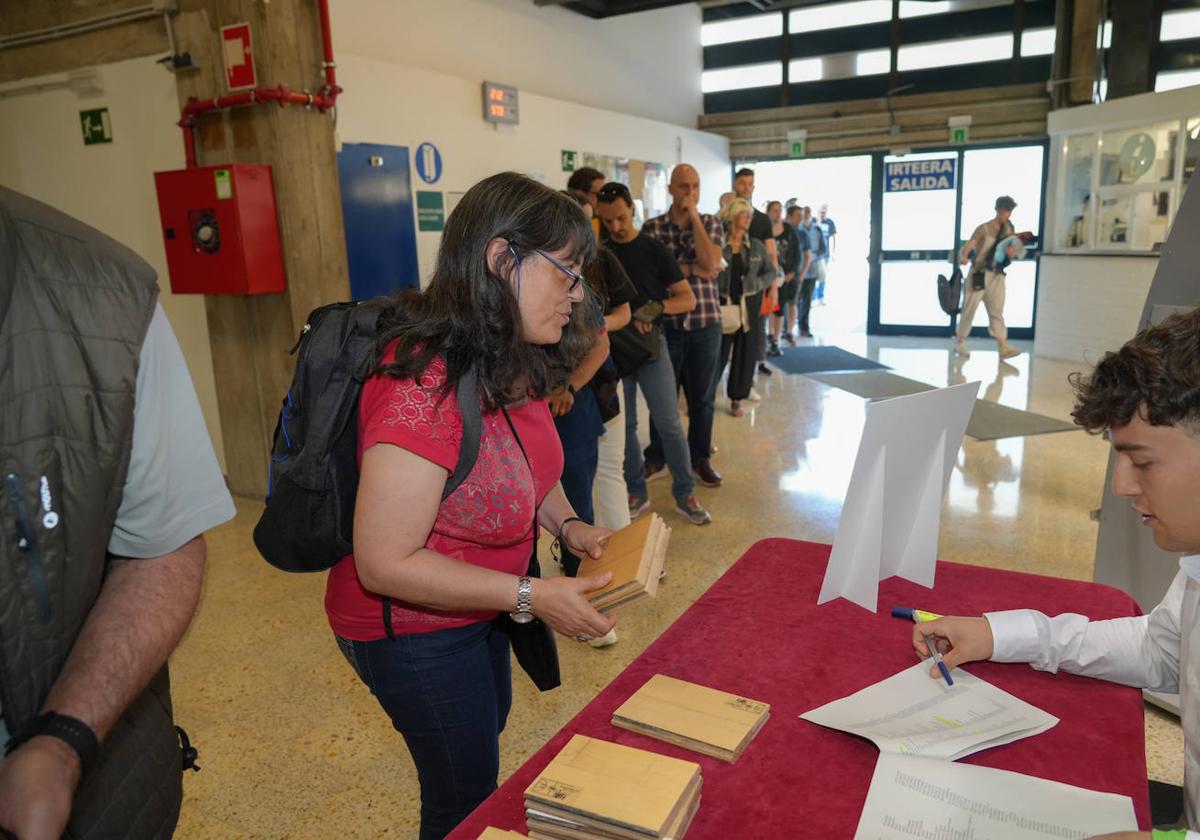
577, 514, 670, 613
524, 735, 702, 840
611, 675, 770, 763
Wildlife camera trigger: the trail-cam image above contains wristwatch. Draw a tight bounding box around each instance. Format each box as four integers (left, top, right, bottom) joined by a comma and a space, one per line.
511, 576, 534, 624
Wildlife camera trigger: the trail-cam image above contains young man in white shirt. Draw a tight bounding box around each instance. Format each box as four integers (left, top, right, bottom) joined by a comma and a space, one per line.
911, 306, 1200, 840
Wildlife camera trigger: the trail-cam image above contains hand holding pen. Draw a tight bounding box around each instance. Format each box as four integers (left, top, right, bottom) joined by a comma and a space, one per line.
893, 606, 996, 683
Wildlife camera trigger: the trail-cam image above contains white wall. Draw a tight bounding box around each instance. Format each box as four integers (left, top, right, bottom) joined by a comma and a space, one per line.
1033, 254, 1157, 363
0, 57, 227, 471
336, 52, 731, 284
330, 0, 703, 129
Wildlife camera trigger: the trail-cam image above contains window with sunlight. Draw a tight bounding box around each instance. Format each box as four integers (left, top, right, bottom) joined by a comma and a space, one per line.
789, 0, 970, 33
1161, 9, 1200, 42
788, 58, 824, 83
1020, 27, 1055, 57
701, 14, 783, 47
856, 48, 891, 76
702, 62, 783, 94
898, 33, 1013, 72
1156, 69, 1200, 93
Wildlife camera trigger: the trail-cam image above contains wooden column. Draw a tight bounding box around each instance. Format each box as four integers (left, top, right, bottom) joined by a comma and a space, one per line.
1069, 0, 1102, 105
172, 1, 350, 497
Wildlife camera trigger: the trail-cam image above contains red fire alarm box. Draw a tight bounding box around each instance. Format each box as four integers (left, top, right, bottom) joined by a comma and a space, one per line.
153, 164, 286, 295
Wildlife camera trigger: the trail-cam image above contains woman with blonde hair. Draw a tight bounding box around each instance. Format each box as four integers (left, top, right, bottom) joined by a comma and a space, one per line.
713, 197, 775, 416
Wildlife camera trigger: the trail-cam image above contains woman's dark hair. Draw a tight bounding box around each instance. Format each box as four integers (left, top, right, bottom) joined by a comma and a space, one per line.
567, 167, 605, 193
373, 172, 598, 409
1069, 307, 1200, 434
766, 200, 782, 213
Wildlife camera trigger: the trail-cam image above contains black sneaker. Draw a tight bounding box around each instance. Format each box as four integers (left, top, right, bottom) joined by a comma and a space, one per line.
757, 363, 774, 376
767, 339, 782, 357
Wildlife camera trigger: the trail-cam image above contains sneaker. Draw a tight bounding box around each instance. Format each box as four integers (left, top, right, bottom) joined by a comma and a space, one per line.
799, 329, 813, 338
747, 388, 762, 402
954, 340, 971, 358
629, 494, 651, 520
693, 458, 722, 487
588, 628, 619, 648
999, 344, 1022, 359
644, 462, 667, 483
785, 334, 797, 347
675, 495, 712, 526
757, 363, 773, 376
767, 339, 783, 357
729, 401, 745, 417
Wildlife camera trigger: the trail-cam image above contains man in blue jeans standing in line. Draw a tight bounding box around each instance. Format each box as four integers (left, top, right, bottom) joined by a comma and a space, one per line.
640, 164, 726, 489
596, 182, 712, 526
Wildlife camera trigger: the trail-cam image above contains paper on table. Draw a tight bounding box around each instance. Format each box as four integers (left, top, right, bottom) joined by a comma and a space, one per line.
800, 661, 1058, 761
854, 753, 1138, 839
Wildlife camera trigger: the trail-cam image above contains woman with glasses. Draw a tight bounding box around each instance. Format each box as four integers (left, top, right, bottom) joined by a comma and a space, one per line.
324, 172, 617, 840
715, 198, 776, 417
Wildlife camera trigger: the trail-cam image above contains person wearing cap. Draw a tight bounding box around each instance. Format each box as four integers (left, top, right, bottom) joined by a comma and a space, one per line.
955, 195, 1022, 360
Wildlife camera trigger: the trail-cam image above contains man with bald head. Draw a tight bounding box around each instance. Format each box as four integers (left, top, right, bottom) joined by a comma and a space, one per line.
641, 164, 726, 489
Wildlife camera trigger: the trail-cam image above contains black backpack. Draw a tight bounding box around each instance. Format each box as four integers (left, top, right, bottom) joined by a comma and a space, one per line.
937, 267, 964, 316
252, 298, 481, 574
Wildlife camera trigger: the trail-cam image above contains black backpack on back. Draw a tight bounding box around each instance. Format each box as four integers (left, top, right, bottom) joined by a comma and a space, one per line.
253, 298, 481, 574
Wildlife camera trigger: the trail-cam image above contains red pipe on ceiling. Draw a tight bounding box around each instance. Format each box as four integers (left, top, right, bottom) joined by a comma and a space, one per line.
178, 0, 343, 168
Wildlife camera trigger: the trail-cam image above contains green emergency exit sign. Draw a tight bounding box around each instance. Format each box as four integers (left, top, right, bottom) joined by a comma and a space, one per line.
79, 108, 112, 145
950, 125, 970, 144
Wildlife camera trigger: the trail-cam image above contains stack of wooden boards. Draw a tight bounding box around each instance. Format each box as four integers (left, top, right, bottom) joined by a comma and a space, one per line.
524, 735, 701, 840
577, 514, 670, 614
611, 675, 771, 763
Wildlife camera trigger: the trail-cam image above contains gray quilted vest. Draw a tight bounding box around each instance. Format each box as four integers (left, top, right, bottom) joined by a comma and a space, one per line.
0, 187, 183, 839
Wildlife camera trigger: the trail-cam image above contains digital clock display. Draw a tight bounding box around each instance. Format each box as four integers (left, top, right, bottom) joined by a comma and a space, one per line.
482, 81, 519, 126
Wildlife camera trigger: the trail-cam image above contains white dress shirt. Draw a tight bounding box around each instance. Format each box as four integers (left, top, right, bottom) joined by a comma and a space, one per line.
987, 556, 1200, 835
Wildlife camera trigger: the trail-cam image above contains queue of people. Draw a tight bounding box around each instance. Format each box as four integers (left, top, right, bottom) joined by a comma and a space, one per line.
5, 164, 1198, 840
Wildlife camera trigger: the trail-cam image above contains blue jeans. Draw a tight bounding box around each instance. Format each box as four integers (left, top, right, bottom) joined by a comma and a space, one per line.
335, 623, 512, 840
559, 448, 598, 577
623, 332, 694, 502
645, 322, 723, 467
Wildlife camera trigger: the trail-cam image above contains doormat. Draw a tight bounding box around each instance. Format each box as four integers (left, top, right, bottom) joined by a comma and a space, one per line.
806, 371, 1080, 441
767, 345, 888, 375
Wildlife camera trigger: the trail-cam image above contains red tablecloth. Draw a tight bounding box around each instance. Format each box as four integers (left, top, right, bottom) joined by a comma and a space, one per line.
449, 538, 1151, 838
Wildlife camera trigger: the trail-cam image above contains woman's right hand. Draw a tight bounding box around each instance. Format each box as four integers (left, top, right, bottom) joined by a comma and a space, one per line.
531, 574, 616, 641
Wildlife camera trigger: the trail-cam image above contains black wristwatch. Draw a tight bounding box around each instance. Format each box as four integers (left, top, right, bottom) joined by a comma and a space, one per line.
5, 711, 99, 769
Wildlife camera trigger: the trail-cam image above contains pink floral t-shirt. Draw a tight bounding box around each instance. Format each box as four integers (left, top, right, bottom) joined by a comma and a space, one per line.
324, 352, 562, 640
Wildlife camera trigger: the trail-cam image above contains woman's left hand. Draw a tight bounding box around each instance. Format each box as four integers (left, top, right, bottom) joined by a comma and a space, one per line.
561, 520, 612, 560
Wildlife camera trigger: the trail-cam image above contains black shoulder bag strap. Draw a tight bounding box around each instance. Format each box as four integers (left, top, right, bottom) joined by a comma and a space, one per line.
497, 404, 561, 692
382, 366, 482, 640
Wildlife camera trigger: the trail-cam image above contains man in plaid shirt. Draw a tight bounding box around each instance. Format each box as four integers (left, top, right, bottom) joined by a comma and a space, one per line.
641, 164, 726, 488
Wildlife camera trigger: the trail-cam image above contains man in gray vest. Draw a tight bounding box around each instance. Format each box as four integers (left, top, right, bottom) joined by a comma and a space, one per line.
0, 187, 235, 839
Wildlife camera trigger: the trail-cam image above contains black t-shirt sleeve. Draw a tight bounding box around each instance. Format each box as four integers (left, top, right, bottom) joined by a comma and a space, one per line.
602, 248, 638, 310
786, 225, 803, 274
656, 239, 684, 288
749, 209, 772, 242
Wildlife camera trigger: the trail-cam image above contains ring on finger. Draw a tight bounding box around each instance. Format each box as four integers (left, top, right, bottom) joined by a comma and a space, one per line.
576, 634, 593, 642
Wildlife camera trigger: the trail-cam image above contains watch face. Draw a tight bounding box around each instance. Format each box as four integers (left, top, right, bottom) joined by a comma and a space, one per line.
511, 611, 535, 625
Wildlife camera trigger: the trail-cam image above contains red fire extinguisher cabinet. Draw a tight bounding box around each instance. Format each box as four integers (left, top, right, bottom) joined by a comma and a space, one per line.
153, 164, 287, 295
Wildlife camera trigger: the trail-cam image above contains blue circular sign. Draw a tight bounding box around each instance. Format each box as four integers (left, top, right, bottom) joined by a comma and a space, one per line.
415, 142, 443, 184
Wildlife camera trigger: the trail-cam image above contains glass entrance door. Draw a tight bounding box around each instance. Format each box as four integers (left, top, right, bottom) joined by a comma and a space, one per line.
868, 143, 1046, 339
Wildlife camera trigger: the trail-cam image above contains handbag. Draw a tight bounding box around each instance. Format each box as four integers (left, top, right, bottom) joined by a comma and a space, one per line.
719, 302, 741, 335
608, 323, 659, 378
491, 408, 561, 692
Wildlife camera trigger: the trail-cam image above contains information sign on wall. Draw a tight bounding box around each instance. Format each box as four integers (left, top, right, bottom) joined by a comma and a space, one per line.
415, 142, 443, 184
562, 150, 577, 172
221, 23, 256, 91
416, 190, 445, 232
884, 158, 957, 192
787, 129, 807, 158
79, 108, 112, 145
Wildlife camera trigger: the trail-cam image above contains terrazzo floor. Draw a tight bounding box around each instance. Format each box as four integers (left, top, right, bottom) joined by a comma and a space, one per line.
170, 326, 1183, 838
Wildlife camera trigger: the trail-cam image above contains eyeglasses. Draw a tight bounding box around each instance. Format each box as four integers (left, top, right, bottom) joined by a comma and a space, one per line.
533, 248, 585, 296
596, 182, 632, 204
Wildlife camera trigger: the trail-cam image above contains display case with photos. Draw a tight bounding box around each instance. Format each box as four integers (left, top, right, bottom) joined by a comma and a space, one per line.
1052, 115, 1200, 254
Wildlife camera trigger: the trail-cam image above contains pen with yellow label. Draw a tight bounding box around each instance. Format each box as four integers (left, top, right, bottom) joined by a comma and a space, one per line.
892, 605, 953, 686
